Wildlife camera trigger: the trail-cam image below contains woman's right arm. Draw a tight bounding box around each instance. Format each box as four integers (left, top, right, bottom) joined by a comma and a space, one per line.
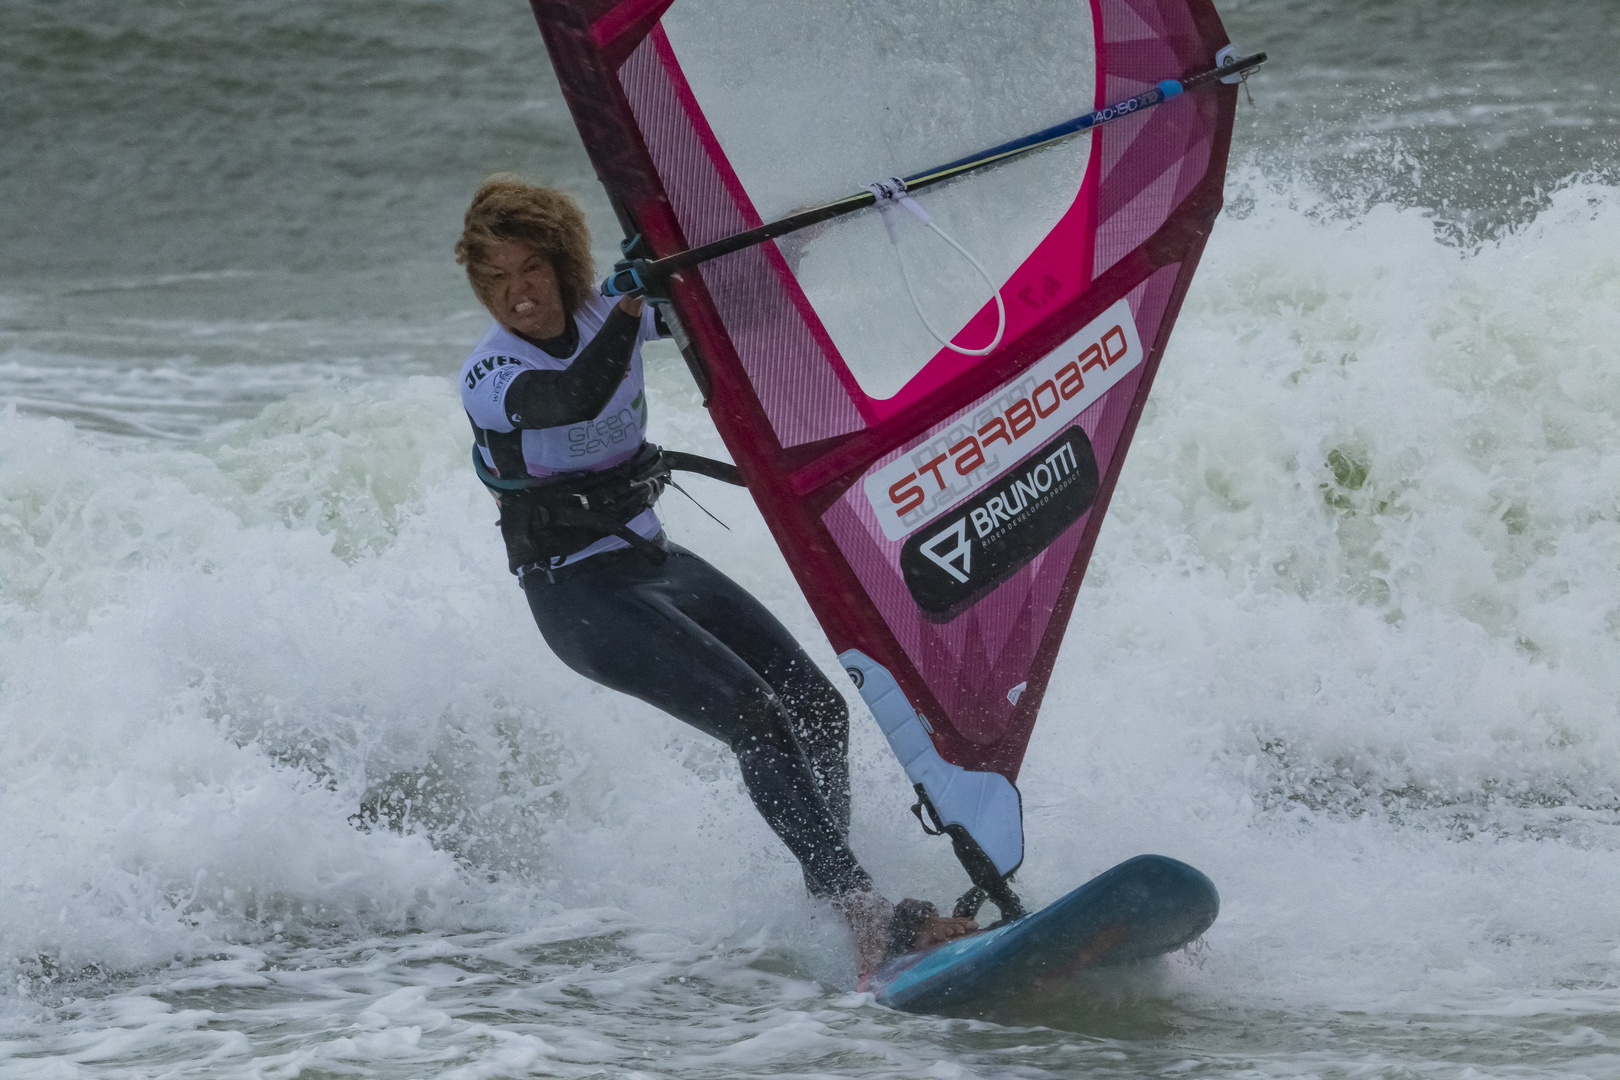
501, 303, 641, 428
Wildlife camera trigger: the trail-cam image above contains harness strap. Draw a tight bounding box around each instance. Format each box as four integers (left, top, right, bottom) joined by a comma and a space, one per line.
471, 443, 746, 568
537, 499, 673, 565
471, 444, 539, 492
662, 450, 744, 487
471, 444, 743, 495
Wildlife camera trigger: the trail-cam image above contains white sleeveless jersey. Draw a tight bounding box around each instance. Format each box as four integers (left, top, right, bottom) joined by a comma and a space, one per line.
460, 295, 663, 565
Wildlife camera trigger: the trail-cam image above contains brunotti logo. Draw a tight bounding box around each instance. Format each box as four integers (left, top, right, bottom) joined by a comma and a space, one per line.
900, 427, 1100, 617
863, 298, 1143, 543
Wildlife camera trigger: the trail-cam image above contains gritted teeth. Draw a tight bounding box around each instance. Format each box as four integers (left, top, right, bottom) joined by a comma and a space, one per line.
514, 300, 535, 313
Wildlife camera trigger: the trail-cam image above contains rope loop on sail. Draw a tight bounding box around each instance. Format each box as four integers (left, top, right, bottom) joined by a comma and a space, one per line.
866, 177, 1007, 357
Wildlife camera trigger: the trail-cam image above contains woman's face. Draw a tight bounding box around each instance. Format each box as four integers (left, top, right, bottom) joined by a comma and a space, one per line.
480, 240, 567, 340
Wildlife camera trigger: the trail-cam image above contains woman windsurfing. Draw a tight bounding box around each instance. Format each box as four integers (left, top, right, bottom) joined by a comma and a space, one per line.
453, 177, 975, 971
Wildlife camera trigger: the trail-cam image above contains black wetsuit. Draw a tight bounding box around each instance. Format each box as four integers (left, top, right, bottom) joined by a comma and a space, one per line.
523, 540, 867, 896
465, 304, 871, 898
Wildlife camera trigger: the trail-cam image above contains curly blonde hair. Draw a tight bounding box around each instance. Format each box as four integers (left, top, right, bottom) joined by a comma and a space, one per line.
455, 176, 597, 315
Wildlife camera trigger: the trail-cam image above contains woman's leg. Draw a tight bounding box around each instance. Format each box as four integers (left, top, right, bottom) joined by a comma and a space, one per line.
652, 543, 853, 836
523, 548, 868, 898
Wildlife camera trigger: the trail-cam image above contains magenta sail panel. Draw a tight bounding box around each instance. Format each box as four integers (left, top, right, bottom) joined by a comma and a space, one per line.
529, 0, 1240, 886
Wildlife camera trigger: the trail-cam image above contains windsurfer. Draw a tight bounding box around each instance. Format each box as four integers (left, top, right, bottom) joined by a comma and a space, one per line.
453, 177, 976, 970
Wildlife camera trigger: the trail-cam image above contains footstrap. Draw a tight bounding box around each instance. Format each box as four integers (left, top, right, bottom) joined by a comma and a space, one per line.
913, 785, 1025, 925
885, 898, 940, 961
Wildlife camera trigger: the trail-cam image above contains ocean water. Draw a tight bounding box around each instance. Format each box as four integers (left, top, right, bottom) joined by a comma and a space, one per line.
3, 0, 1619, 1077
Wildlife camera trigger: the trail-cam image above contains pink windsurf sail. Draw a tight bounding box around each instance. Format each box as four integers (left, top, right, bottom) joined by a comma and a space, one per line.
530, 0, 1249, 916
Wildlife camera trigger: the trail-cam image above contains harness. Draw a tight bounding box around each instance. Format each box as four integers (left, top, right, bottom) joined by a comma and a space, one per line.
471, 441, 745, 572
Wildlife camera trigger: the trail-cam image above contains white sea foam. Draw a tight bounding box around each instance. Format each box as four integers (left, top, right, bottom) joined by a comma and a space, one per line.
1023, 173, 1620, 1014
3, 177, 1619, 1075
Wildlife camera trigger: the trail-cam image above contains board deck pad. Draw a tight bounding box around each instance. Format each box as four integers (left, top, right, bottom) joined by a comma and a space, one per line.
868, 855, 1218, 1015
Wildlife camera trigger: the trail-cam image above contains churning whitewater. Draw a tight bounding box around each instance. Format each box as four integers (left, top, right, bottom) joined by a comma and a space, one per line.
3, 0, 1619, 1075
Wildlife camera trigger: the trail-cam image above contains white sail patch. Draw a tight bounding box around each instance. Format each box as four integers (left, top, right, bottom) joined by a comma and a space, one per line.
863, 298, 1142, 541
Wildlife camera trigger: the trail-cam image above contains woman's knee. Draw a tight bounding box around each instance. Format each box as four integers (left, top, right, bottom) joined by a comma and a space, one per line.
720, 684, 803, 755
780, 667, 849, 744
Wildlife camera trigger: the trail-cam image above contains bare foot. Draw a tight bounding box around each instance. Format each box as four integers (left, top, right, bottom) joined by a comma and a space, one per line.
911, 915, 979, 950
837, 893, 982, 976
833, 889, 895, 976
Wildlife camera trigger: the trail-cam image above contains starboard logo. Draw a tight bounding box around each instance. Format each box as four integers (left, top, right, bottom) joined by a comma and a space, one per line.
899, 428, 1100, 617
863, 298, 1142, 542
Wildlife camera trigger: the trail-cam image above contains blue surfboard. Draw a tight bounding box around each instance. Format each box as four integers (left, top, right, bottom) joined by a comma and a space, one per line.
869, 855, 1218, 1015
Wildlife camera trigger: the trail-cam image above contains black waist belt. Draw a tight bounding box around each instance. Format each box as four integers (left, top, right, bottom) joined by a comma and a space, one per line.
471, 441, 745, 572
